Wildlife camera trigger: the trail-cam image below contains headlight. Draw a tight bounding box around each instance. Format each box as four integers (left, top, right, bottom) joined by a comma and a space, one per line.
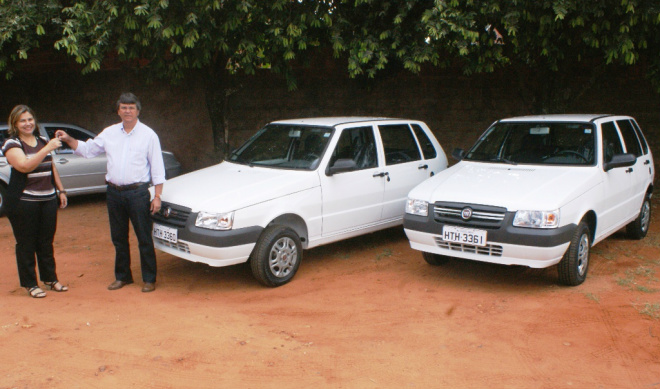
405, 198, 429, 217
513, 210, 559, 228
195, 211, 234, 230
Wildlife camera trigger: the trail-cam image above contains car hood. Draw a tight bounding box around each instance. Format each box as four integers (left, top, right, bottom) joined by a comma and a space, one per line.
160, 162, 320, 213
409, 161, 601, 211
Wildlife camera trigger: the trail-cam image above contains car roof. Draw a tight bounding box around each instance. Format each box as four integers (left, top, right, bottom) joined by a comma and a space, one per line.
270, 117, 406, 127
497, 114, 621, 123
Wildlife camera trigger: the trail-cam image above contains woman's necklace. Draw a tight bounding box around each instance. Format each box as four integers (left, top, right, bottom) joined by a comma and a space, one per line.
19, 134, 37, 147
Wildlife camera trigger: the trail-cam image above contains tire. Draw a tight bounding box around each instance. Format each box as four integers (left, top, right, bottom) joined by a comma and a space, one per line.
557, 221, 590, 286
422, 252, 449, 266
0, 184, 6, 217
249, 225, 302, 287
626, 195, 651, 240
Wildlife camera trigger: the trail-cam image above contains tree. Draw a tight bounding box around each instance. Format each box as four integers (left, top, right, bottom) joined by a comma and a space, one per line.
1, 0, 659, 148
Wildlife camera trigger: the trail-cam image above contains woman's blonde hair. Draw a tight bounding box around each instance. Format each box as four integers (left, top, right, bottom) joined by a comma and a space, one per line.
7, 104, 38, 137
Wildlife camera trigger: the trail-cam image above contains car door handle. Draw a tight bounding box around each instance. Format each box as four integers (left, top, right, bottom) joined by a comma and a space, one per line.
56, 158, 70, 164
0, 161, 7, 167
418, 164, 428, 170
626, 167, 633, 173
373, 172, 390, 181
644, 160, 650, 165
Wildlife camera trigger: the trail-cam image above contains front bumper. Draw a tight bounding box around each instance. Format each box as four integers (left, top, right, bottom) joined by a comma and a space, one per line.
151, 202, 263, 267
403, 212, 576, 268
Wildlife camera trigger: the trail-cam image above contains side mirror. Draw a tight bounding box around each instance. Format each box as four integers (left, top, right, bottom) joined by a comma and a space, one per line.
326, 158, 358, 176
451, 148, 465, 161
604, 153, 636, 172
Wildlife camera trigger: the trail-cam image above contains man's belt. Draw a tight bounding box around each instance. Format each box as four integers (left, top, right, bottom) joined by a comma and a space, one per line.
106, 181, 150, 191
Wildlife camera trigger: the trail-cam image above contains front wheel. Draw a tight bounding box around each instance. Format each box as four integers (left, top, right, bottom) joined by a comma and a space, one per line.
250, 225, 302, 287
422, 252, 450, 266
558, 221, 590, 286
626, 195, 651, 240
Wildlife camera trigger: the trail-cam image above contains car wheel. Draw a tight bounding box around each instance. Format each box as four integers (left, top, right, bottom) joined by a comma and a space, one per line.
0, 184, 6, 217
249, 225, 302, 287
557, 221, 590, 286
626, 195, 651, 240
422, 252, 449, 266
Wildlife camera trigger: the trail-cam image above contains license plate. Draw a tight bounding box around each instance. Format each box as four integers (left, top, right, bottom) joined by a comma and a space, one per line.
153, 223, 177, 243
442, 226, 487, 247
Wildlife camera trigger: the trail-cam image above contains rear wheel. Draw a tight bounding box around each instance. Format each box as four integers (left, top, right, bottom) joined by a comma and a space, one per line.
250, 225, 302, 287
422, 252, 449, 266
558, 221, 590, 286
626, 195, 651, 240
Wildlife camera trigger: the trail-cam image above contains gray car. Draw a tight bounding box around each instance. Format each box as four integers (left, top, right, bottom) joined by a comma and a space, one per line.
0, 123, 182, 215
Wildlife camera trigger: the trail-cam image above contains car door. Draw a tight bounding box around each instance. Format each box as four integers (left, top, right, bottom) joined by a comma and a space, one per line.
320, 125, 385, 236
377, 123, 435, 221
596, 120, 635, 237
43, 124, 108, 194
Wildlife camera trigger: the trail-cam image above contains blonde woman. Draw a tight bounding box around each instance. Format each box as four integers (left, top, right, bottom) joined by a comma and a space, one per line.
2, 105, 68, 298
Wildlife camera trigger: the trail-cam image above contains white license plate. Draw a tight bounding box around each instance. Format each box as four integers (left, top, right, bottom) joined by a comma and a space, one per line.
442, 225, 487, 247
153, 223, 178, 243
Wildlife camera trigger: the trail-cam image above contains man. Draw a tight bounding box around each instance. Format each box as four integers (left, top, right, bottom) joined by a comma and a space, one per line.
56, 92, 165, 292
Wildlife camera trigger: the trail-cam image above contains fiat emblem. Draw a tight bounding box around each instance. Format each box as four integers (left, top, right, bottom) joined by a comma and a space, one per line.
461, 207, 473, 220
163, 207, 172, 218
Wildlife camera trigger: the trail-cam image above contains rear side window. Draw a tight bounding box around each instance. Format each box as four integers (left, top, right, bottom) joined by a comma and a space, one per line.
616, 120, 642, 157
411, 124, 437, 160
601, 121, 624, 163
378, 124, 422, 165
631, 120, 650, 155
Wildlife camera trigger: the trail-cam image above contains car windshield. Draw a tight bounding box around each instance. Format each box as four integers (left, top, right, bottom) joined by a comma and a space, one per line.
464, 122, 596, 166
229, 124, 333, 170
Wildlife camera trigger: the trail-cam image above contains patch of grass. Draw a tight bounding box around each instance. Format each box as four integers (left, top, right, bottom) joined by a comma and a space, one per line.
617, 265, 659, 292
376, 248, 392, 261
637, 302, 660, 319
584, 293, 600, 303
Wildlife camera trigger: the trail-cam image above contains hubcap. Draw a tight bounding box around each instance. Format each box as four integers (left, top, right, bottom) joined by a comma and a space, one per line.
576, 233, 590, 277
268, 237, 297, 278
641, 200, 651, 232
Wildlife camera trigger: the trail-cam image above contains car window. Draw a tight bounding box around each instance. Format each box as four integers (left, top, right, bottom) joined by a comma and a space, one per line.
44, 126, 94, 153
631, 120, 649, 155
0, 128, 7, 156
328, 126, 377, 170
466, 122, 595, 165
411, 124, 437, 160
616, 120, 643, 157
229, 123, 333, 170
601, 121, 624, 163
378, 124, 422, 165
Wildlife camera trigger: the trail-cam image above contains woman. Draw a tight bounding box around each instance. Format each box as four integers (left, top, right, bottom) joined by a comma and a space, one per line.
2, 105, 69, 298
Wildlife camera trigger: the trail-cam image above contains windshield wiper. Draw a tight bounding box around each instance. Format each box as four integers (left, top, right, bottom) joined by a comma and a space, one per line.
490, 156, 517, 165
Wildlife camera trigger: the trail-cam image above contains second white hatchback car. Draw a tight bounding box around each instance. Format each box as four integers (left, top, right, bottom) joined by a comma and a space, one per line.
152, 117, 448, 286
404, 114, 653, 286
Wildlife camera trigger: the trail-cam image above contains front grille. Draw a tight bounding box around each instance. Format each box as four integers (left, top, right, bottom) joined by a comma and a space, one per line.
434, 237, 503, 257
433, 202, 507, 229
155, 237, 191, 254
152, 202, 191, 228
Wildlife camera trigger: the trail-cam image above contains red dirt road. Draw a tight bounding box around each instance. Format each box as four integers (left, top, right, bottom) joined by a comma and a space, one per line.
1, 194, 659, 388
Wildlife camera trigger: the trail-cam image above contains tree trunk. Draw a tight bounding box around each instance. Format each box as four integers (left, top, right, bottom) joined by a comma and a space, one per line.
204, 60, 242, 157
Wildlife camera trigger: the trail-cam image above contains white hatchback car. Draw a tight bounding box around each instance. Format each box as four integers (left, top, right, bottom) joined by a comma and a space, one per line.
404, 114, 654, 286
151, 117, 448, 286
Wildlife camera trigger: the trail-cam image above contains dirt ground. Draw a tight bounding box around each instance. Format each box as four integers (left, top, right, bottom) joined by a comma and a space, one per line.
0, 194, 659, 389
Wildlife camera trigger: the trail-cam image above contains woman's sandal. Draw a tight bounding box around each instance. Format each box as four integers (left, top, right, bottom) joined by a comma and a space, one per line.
27, 286, 47, 298
44, 281, 68, 292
